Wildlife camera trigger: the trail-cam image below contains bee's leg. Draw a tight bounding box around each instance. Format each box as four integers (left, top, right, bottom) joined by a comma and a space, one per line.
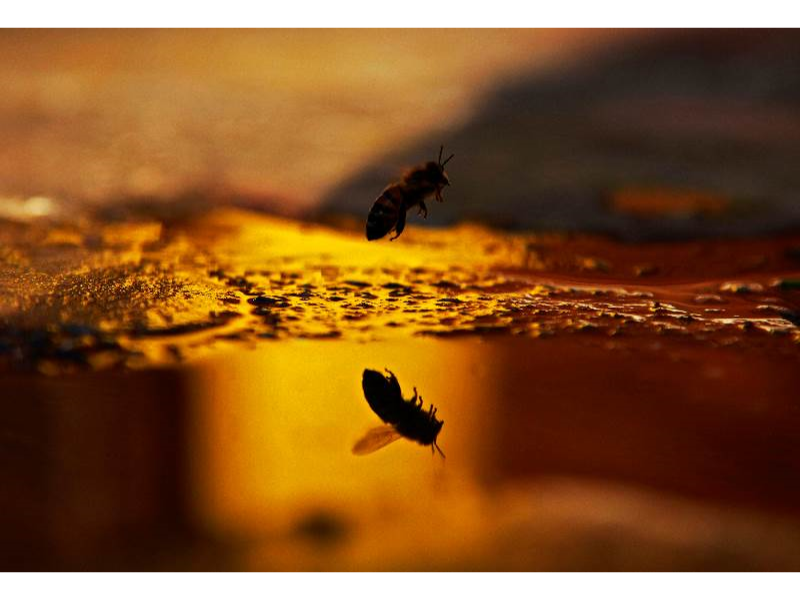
389, 208, 407, 241
418, 394, 423, 408
410, 386, 418, 404
435, 187, 444, 202
418, 200, 428, 218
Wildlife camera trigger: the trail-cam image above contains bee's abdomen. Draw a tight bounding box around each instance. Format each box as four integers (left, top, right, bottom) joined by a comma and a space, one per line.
366, 185, 403, 241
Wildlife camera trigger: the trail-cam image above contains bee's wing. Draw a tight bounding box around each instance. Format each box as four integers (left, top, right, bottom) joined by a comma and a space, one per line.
352, 425, 403, 455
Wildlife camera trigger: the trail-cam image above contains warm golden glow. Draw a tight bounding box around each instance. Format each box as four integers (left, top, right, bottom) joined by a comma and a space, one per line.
186, 339, 494, 540
0, 29, 637, 207
2, 29, 800, 572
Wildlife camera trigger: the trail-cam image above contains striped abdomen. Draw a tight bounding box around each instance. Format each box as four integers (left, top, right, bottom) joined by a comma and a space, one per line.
366, 183, 404, 241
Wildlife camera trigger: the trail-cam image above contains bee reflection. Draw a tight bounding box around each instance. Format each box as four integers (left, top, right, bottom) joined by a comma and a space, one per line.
353, 368, 445, 457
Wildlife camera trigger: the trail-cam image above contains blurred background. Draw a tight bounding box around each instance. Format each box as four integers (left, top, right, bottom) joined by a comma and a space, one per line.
0, 29, 610, 213
4, 29, 799, 239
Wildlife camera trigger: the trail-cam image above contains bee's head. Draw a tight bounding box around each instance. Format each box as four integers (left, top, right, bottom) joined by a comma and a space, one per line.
417, 147, 453, 188
436, 145, 454, 185
422, 162, 450, 187
430, 417, 444, 450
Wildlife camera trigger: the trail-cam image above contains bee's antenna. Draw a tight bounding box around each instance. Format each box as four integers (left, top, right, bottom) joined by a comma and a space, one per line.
438, 145, 444, 165
442, 153, 454, 167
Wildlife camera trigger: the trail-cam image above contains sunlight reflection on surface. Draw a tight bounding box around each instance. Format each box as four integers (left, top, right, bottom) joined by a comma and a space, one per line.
188, 339, 493, 537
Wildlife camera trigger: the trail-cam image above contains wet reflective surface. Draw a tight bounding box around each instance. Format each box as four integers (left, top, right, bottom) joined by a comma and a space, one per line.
4, 337, 800, 570
1, 209, 800, 570
2, 208, 799, 371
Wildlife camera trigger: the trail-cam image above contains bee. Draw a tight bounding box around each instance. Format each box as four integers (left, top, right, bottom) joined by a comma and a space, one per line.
352, 368, 445, 457
365, 146, 454, 241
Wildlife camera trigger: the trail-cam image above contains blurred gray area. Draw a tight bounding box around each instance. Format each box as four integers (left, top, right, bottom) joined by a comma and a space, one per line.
319, 30, 800, 241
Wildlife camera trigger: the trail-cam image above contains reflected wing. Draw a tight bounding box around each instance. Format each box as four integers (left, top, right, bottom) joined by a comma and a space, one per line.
352, 425, 402, 455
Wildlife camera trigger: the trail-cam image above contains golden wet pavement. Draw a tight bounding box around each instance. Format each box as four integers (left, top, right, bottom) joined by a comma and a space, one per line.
1, 208, 798, 373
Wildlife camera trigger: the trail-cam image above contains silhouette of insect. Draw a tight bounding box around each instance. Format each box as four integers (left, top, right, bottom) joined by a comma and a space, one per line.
352, 368, 445, 457
365, 146, 454, 241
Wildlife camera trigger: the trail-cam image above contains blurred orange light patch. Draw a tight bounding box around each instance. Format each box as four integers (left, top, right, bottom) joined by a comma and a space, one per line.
185, 339, 496, 542
0, 29, 633, 210
611, 187, 731, 218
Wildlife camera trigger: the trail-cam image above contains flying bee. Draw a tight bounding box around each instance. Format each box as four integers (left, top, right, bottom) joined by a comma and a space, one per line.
365, 146, 454, 241
352, 368, 445, 457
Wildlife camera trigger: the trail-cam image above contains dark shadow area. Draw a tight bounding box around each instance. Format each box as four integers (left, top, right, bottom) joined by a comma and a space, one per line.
482, 336, 800, 514
0, 369, 212, 570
